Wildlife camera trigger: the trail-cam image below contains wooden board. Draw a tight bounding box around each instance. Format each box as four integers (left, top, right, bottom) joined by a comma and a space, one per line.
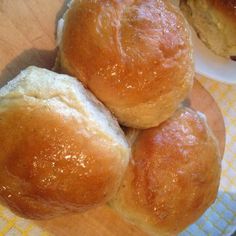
0, 1, 225, 235
190, 79, 225, 157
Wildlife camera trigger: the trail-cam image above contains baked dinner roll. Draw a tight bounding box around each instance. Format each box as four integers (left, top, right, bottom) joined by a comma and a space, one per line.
110, 107, 221, 235
180, 0, 236, 59
0, 66, 130, 220
57, 0, 194, 128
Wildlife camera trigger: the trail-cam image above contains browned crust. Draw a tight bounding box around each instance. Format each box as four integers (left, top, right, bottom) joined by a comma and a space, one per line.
112, 107, 221, 235
0, 103, 126, 220
59, 0, 193, 128
208, 0, 236, 21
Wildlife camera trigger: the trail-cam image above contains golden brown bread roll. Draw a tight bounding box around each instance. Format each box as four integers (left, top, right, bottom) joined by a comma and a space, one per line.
180, 0, 236, 59
57, 0, 194, 129
110, 107, 221, 235
0, 66, 130, 220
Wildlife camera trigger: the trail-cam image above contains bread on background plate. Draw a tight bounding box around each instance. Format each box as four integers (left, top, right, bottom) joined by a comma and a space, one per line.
170, 0, 236, 84
180, 0, 236, 59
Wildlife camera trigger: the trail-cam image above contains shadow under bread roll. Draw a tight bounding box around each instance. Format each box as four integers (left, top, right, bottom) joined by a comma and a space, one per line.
110, 107, 221, 235
57, 0, 194, 129
0, 66, 130, 220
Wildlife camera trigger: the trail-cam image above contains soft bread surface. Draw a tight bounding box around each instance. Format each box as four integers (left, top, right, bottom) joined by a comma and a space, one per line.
180, 0, 236, 58
110, 107, 221, 235
58, 0, 194, 128
0, 66, 130, 220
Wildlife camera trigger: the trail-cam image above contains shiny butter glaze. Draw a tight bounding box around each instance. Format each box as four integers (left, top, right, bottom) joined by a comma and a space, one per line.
60, 0, 193, 128
113, 108, 221, 235
0, 105, 123, 219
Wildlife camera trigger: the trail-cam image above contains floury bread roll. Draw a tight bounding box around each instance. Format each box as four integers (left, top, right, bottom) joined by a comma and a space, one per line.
110, 108, 221, 235
180, 0, 236, 59
57, 0, 194, 129
0, 66, 130, 220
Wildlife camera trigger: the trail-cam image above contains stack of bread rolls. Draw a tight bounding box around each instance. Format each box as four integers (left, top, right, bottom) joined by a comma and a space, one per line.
0, 0, 222, 235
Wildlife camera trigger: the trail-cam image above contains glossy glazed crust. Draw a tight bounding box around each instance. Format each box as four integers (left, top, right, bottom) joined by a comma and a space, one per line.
111, 108, 221, 235
59, 0, 194, 128
0, 67, 130, 220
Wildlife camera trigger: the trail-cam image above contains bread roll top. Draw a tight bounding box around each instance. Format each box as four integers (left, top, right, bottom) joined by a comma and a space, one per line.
59, 0, 194, 128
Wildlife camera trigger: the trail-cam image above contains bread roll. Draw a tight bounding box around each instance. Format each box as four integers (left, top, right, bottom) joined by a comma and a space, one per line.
180, 0, 236, 59
58, 0, 194, 128
110, 107, 221, 235
0, 66, 130, 220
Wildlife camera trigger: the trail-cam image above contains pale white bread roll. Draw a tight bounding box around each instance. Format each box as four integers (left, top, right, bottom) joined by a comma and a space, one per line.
57, 0, 194, 129
110, 107, 221, 235
0, 66, 130, 220
180, 0, 236, 59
